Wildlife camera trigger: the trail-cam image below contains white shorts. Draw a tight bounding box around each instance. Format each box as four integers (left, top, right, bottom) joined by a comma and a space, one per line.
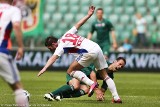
76, 44, 108, 70
0, 53, 20, 84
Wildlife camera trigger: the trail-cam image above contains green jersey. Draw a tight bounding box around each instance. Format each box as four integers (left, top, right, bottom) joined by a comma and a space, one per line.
90, 18, 114, 44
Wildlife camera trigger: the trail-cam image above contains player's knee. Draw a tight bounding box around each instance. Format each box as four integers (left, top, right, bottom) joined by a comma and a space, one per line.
73, 84, 80, 90
82, 87, 89, 94
9, 81, 23, 91
67, 69, 75, 76
80, 86, 89, 94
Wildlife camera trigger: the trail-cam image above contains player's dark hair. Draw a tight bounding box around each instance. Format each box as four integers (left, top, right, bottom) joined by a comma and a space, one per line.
96, 8, 103, 12
116, 57, 126, 65
45, 36, 58, 47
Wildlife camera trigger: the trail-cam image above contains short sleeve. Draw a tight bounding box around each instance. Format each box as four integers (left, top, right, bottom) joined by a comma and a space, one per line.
53, 44, 64, 56
90, 23, 95, 34
11, 7, 21, 23
106, 20, 114, 31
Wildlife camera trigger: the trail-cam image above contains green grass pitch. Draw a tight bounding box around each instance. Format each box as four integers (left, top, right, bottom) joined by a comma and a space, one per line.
0, 71, 160, 107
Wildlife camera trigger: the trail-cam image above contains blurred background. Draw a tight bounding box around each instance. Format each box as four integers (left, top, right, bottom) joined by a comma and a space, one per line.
10, 0, 160, 71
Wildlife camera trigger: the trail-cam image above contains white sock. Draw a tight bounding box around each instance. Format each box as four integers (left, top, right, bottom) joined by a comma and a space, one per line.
15, 89, 29, 107
105, 77, 120, 100
70, 71, 94, 86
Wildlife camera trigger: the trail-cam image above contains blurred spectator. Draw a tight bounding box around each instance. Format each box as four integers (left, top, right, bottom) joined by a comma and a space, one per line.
118, 38, 133, 53
133, 13, 147, 48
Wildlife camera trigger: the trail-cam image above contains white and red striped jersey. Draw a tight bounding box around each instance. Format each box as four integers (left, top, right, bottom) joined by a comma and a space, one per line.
0, 3, 21, 54
54, 26, 97, 56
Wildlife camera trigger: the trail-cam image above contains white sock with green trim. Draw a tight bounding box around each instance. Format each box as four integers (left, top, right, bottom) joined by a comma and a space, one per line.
15, 89, 29, 107
105, 76, 120, 100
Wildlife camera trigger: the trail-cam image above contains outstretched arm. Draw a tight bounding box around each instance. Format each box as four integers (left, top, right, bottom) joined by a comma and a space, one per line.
75, 6, 95, 30
37, 55, 59, 77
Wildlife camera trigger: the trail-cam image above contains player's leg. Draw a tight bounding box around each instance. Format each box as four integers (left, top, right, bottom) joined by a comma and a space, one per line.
67, 53, 100, 97
96, 72, 107, 93
94, 47, 122, 103
98, 69, 122, 103
67, 54, 96, 87
44, 84, 74, 101
96, 72, 114, 93
58, 85, 88, 99
9, 82, 30, 107
0, 55, 29, 107
44, 77, 81, 101
69, 84, 89, 98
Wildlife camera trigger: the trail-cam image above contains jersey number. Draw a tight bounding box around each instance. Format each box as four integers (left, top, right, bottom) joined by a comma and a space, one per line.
62, 33, 80, 45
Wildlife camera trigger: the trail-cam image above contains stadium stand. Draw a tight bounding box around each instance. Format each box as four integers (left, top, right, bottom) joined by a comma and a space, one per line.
14, 0, 160, 48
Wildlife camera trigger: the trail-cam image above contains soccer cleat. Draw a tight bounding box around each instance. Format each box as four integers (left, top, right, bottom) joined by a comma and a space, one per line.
44, 93, 55, 101
54, 95, 61, 101
88, 82, 98, 97
112, 98, 122, 104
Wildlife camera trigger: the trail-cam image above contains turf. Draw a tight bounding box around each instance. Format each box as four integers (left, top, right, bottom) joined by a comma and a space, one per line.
0, 71, 160, 107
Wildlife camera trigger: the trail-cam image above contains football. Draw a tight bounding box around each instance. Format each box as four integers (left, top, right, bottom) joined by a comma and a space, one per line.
23, 90, 30, 101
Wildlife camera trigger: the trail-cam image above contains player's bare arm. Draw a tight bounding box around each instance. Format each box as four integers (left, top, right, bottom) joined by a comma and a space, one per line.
37, 55, 59, 77
13, 21, 24, 60
111, 31, 118, 50
87, 32, 92, 40
75, 6, 95, 30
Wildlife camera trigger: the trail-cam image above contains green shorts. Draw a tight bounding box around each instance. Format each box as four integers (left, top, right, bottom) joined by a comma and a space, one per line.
98, 42, 111, 56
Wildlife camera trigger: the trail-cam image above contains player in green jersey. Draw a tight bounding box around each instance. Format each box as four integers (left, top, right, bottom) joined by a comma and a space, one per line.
44, 57, 126, 103
87, 8, 118, 59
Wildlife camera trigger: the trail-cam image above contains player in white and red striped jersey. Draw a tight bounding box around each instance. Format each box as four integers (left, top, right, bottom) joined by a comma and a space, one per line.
38, 6, 120, 101
0, 0, 29, 106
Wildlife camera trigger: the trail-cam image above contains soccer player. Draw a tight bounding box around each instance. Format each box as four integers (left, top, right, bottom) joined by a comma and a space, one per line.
87, 8, 118, 59
44, 57, 126, 103
0, 0, 29, 106
37, 6, 120, 101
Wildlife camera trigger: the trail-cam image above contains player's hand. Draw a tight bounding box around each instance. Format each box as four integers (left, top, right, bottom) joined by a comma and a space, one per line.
94, 88, 105, 101
15, 47, 23, 60
88, 6, 95, 16
108, 64, 118, 72
37, 68, 46, 77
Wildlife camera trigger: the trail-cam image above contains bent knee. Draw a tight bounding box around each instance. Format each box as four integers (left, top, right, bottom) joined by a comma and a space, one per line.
73, 85, 80, 90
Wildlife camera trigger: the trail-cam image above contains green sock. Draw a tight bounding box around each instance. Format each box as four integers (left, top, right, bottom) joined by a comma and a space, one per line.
62, 89, 86, 98
51, 85, 74, 97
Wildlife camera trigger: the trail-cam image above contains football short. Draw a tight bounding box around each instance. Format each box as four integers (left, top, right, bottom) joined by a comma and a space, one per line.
98, 42, 111, 56
75, 44, 108, 70
0, 53, 20, 84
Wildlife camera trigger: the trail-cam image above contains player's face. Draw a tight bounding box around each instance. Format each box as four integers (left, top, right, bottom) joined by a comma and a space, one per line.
96, 10, 103, 20
110, 59, 125, 72
47, 42, 58, 52
115, 59, 125, 70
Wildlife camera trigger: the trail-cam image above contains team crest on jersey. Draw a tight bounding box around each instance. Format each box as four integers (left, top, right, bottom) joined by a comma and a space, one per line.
13, 0, 41, 33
